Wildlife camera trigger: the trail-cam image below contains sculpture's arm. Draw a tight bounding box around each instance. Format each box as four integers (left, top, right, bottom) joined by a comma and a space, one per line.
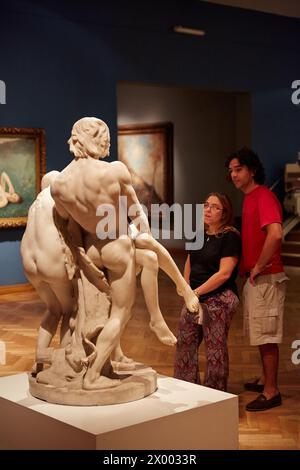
112, 161, 151, 234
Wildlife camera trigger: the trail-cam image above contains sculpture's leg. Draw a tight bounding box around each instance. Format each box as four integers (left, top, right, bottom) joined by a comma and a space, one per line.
135, 233, 199, 313
28, 278, 74, 368
135, 248, 177, 346
50, 281, 74, 347
83, 236, 136, 390
28, 280, 62, 366
64, 275, 87, 373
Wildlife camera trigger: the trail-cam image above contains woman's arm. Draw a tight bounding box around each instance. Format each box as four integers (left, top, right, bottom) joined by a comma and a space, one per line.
183, 255, 191, 284
194, 256, 238, 297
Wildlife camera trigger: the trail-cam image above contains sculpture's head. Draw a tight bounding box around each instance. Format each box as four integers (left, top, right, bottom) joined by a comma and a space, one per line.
68, 117, 110, 159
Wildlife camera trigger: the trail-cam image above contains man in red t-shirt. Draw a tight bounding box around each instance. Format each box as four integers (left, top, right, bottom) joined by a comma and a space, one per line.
226, 147, 288, 411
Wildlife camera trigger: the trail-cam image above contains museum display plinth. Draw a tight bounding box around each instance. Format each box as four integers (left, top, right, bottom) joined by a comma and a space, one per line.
0, 373, 238, 450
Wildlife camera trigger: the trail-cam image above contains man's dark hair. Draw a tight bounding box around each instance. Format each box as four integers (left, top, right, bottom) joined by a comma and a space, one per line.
225, 147, 266, 185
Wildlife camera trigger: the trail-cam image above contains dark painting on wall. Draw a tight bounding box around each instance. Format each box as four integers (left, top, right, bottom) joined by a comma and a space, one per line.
118, 122, 173, 213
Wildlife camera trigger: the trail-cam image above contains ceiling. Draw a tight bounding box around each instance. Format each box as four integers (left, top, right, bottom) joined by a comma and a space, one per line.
202, 0, 300, 19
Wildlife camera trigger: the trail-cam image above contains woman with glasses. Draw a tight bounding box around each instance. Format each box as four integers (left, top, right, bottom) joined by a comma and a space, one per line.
174, 192, 241, 391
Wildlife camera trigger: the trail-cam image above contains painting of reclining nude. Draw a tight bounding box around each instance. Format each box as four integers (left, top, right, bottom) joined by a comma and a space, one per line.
118, 122, 173, 214
0, 127, 46, 228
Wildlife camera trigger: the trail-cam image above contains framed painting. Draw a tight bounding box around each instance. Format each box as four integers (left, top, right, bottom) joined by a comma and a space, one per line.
118, 122, 173, 214
0, 127, 46, 228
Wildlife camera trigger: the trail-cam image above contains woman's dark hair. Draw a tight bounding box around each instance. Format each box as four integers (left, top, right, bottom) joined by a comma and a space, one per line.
225, 147, 266, 185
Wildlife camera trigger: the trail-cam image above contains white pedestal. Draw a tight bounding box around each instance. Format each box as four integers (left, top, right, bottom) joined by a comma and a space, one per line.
0, 373, 238, 450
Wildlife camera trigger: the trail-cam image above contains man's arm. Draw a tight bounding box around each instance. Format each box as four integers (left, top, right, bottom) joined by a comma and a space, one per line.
250, 222, 282, 284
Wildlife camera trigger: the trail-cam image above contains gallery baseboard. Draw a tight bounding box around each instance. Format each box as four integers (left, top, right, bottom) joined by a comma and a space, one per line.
0, 283, 34, 295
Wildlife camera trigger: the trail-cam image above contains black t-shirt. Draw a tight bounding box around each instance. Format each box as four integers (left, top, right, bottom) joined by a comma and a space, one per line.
189, 230, 241, 299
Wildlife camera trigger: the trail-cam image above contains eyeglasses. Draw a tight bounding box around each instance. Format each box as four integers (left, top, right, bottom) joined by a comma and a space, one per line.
203, 202, 223, 212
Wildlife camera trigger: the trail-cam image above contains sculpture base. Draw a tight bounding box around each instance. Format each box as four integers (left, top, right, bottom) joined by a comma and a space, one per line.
0, 373, 239, 449
29, 366, 157, 406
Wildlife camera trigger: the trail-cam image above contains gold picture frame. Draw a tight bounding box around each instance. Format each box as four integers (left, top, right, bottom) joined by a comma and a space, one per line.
0, 127, 46, 228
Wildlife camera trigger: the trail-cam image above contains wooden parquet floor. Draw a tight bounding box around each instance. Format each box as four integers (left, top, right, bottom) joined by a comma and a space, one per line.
0, 260, 299, 450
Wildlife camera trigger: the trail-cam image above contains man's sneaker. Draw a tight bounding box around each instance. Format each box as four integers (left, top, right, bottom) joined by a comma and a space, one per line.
244, 379, 264, 393
246, 393, 282, 412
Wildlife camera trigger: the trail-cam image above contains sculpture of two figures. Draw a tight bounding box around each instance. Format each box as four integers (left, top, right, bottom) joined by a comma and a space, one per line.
21, 117, 200, 405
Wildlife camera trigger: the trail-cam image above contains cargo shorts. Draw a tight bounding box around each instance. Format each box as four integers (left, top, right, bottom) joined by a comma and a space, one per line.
243, 272, 288, 346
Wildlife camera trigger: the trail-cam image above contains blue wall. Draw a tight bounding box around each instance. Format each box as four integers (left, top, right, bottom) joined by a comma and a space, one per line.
1, 0, 300, 285
252, 89, 300, 186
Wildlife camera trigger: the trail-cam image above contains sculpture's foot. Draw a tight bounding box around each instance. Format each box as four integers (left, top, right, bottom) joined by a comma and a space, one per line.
177, 285, 199, 313
110, 346, 137, 371
149, 320, 177, 346
111, 360, 137, 372
83, 372, 121, 390
111, 351, 134, 364
101, 359, 131, 378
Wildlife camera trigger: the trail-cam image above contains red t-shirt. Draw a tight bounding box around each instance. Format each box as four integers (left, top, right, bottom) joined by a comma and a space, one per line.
240, 185, 284, 276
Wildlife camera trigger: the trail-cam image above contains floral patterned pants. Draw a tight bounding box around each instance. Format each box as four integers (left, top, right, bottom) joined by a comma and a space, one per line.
174, 289, 239, 391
